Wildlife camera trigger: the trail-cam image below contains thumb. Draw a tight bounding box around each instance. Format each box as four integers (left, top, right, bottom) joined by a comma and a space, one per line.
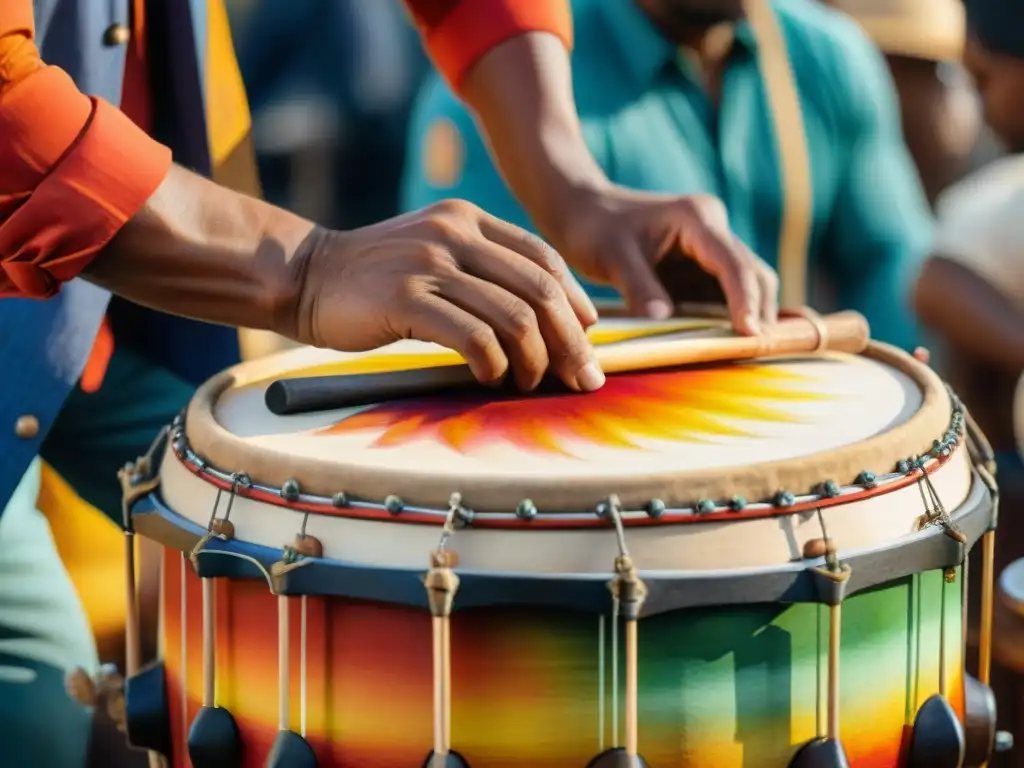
607, 238, 674, 319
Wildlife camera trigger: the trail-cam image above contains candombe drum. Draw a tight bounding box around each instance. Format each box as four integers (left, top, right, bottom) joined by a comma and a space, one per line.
92, 316, 1006, 768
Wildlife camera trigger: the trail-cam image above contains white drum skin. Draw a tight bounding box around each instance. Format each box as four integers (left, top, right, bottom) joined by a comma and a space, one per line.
160, 326, 972, 577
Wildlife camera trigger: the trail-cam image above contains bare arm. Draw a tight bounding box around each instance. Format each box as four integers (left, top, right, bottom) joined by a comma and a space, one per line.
915, 255, 1024, 374
83, 164, 316, 336
458, 33, 776, 329
460, 33, 609, 247
83, 164, 602, 391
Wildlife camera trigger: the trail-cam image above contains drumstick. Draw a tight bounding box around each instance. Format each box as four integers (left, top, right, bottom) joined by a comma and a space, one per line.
265, 310, 869, 415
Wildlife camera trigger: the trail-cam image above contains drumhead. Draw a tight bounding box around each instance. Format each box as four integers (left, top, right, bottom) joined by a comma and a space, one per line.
182, 319, 952, 514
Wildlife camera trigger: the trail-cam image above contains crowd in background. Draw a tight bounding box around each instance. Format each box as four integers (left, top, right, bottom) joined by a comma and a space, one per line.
225, 0, 998, 232
226, 0, 430, 230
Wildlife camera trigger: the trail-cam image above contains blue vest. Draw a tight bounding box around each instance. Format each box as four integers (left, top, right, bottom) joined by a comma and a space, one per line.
0, 0, 240, 513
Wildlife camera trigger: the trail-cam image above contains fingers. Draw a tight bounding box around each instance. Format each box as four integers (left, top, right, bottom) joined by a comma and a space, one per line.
756, 258, 780, 328
604, 237, 674, 320
438, 272, 550, 391
680, 198, 764, 335
733, 235, 779, 328
455, 240, 604, 392
476, 214, 600, 328
698, 229, 763, 335
399, 294, 511, 385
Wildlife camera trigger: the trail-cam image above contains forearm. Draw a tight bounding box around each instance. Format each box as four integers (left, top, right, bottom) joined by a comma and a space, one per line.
915, 256, 1024, 373
83, 164, 316, 335
461, 32, 609, 246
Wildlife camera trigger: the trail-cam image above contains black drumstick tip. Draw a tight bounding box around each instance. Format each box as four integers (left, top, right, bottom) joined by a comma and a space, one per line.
264, 380, 291, 415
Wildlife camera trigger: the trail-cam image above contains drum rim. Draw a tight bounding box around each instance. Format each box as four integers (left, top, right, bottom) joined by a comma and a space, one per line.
183, 342, 952, 515
134, 466, 993, 613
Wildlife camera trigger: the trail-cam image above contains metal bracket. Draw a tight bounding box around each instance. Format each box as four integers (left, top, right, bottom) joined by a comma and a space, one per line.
808, 563, 851, 606
119, 426, 169, 530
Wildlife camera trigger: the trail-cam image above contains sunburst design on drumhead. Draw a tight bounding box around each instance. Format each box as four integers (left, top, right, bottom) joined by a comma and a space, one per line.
317, 364, 829, 457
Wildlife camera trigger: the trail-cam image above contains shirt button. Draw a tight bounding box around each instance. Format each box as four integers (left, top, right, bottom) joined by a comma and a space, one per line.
14, 415, 39, 440
103, 23, 131, 47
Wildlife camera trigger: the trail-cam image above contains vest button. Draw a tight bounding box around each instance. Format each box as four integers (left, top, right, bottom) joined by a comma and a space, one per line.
103, 23, 131, 47
14, 415, 39, 440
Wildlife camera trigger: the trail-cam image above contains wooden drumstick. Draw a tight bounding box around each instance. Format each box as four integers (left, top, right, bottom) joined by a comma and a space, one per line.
266, 310, 870, 415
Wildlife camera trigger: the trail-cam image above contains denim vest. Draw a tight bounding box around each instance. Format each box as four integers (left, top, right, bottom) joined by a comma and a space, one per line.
0, 0, 240, 513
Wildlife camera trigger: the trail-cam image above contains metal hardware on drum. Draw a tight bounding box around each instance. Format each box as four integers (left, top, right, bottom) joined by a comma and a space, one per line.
788, 508, 851, 768
265, 516, 321, 767
422, 494, 469, 768
185, 474, 244, 768
586, 496, 651, 768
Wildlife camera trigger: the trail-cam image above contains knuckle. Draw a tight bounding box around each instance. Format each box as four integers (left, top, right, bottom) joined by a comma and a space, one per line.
431, 198, 478, 221
505, 301, 539, 342
688, 194, 728, 224
532, 272, 566, 307
422, 214, 465, 244
395, 276, 424, 300
464, 324, 500, 360
413, 244, 456, 273
518, 231, 561, 268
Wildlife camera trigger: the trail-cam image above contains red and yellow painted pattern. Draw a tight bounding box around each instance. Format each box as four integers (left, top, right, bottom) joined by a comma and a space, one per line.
161, 551, 964, 768
318, 363, 827, 456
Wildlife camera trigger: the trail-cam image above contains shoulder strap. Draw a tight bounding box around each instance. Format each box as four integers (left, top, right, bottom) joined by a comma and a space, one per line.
743, 0, 813, 309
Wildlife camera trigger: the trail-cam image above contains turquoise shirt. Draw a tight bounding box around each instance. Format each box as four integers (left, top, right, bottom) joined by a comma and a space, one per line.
401, 0, 932, 350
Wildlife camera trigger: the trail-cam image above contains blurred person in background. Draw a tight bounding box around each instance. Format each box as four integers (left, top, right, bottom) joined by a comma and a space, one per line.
824, 0, 993, 206
0, 1, 776, 764
233, 0, 429, 230
915, 0, 1024, 484
402, 0, 932, 350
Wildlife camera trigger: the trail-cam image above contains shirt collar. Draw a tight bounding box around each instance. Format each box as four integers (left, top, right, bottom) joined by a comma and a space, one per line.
597, 0, 760, 88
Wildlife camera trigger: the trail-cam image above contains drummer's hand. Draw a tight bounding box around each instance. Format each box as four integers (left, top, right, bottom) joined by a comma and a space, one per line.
293, 200, 605, 392
555, 186, 779, 334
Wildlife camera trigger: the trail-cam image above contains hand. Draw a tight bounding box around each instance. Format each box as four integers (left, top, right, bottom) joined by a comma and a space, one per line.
555, 186, 779, 334
290, 200, 605, 392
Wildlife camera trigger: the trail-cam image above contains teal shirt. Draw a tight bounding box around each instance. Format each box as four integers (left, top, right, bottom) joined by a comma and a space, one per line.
401, 0, 933, 350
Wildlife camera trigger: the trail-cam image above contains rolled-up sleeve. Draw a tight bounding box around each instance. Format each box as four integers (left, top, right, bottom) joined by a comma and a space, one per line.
0, 3, 171, 299
405, 0, 572, 92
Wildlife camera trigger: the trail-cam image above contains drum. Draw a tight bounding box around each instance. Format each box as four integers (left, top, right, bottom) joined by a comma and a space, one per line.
110, 319, 1000, 768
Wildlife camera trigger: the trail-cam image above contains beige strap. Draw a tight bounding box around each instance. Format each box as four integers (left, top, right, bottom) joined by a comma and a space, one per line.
743, 0, 814, 310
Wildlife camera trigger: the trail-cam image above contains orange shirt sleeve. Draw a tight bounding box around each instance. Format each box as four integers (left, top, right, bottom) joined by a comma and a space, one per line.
0, 1, 171, 299
405, 0, 572, 92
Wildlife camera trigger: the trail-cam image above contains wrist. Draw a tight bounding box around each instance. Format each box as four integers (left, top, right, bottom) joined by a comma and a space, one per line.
541, 179, 617, 253
534, 170, 613, 251
263, 221, 330, 344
